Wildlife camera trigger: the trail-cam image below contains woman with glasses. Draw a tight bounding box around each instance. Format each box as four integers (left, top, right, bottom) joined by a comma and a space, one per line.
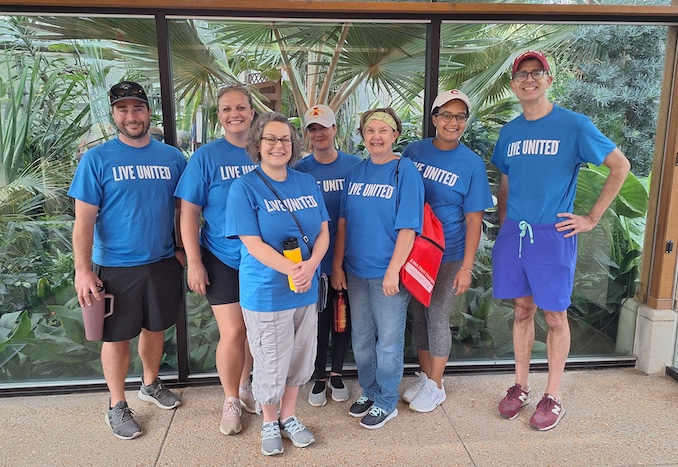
401, 90, 493, 413
332, 107, 424, 429
174, 85, 257, 436
225, 112, 329, 456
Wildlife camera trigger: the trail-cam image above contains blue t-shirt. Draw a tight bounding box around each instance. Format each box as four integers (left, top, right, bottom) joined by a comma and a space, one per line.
491, 105, 616, 224
174, 138, 257, 269
339, 157, 424, 279
403, 139, 493, 262
224, 168, 330, 312
294, 151, 362, 274
68, 138, 187, 267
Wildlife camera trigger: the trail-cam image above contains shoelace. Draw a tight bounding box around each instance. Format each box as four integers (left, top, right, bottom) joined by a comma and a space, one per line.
355, 396, 369, 405
518, 220, 534, 259
146, 380, 164, 397
505, 384, 526, 400
422, 382, 442, 400
281, 417, 306, 435
367, 406, 387, 417
261, 422, 280, 440
114, 405, 135, 423
223, 399, 240, 415
536, 395, 559, 413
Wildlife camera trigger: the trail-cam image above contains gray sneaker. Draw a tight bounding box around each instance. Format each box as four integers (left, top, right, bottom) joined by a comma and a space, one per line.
261, 421, 284, 456
308, 380, 327, 407
138, 378, 181, 409
280, 415, 316, 448
329, 376, 349, 402
105, 400, 142, 440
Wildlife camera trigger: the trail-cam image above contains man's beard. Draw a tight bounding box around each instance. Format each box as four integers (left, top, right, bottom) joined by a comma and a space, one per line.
116, 120, 150, 140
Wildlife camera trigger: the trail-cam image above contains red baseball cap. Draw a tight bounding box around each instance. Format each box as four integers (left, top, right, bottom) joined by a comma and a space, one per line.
512, 51, 550, 76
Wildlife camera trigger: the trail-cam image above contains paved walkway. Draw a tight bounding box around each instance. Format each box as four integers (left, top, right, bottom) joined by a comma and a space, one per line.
1, 368, 677, 466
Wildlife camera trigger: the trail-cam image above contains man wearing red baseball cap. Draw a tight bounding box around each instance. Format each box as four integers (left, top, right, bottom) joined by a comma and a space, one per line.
491, 52, 630, 430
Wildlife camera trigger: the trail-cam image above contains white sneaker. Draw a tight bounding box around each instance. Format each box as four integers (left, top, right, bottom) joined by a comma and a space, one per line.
402, 371, 428, 403
409, 378, 446, 413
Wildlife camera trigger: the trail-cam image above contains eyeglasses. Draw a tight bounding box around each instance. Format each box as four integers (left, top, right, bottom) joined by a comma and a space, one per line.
433, 112, 468, 123
512, 69, 549, 83
261, 136, 293, 146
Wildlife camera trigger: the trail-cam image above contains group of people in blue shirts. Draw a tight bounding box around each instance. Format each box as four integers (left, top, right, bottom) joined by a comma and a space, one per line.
70, 49, 630, 453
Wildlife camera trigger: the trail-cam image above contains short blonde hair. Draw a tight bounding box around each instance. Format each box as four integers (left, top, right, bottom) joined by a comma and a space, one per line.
246, 112, 302, 165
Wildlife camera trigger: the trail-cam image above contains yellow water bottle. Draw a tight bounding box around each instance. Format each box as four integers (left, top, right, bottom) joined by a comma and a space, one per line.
283, 238, 302, 291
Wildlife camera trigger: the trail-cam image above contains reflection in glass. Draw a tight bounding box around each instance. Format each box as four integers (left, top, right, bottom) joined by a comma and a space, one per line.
0, 15, 173, 385
439, 22, 663, 361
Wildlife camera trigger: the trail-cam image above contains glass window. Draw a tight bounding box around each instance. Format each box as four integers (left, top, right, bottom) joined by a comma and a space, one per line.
0, 15, 177, 386
0, 10, 669, 389
438, 22, 663, 361
168, 18, 429, 374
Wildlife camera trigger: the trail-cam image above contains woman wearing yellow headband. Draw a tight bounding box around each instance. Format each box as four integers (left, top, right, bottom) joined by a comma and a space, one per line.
332, 107, 424, 429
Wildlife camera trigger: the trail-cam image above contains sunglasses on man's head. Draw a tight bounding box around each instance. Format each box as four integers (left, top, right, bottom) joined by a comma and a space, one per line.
109, 84, 147, 100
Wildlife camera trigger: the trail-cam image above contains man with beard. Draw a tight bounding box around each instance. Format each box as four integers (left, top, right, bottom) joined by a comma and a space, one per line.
69, 81, 187, 440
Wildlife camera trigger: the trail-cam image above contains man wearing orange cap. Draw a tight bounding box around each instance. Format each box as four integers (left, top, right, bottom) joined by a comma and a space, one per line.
491, 51, 630, 430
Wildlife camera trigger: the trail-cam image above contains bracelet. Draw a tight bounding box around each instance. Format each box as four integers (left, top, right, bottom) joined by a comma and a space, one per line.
460, 267, 473, 273
174, 246, 185, 252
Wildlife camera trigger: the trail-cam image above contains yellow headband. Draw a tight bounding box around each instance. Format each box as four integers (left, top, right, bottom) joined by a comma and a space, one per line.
364, 112, 398, 132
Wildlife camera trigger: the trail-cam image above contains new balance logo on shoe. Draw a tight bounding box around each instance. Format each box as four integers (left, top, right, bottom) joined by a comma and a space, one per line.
529, 394, 565, 431
498, 384, 530, 420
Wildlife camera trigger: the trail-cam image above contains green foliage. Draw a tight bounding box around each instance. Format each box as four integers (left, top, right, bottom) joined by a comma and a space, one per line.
0, 16, 662, 380
186, 293, 219, 372
451, 287, 514, 358
569, 165, 648, 341
556, 25, 665, 177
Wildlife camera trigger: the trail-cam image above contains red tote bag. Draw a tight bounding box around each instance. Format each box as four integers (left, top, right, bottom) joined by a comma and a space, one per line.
400, 202, 445, 307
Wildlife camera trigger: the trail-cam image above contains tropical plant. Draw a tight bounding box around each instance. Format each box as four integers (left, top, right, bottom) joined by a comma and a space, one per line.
569, 165, 649, 341
556, 24, 665, 177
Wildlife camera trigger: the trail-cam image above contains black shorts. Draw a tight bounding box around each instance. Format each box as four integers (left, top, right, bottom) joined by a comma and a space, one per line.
201, 246, 239, 306
94, 256, 184, 342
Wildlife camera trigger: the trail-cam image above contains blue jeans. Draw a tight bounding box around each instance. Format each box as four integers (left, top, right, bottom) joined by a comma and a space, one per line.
347, 273, 409, 413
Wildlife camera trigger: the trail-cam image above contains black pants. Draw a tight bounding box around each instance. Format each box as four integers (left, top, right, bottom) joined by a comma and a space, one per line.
312, 285, 352, 380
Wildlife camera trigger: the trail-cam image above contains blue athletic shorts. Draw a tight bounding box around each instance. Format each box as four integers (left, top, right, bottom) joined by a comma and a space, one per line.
492, 218, 576, 312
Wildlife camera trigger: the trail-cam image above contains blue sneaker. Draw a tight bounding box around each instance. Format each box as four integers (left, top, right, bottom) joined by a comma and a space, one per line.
280, 415, 315, 448
261, 421, 284, 456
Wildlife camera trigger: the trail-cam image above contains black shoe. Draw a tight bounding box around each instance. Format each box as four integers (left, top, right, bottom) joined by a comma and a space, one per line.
348, 396, 374, 418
